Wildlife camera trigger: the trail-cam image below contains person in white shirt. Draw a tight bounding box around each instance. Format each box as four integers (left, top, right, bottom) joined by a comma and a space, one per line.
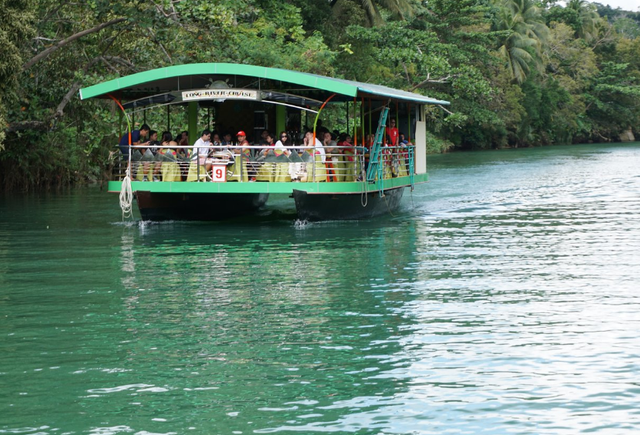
274, 131, 292, 156
304, 131, 325, 163
192, 129, 212, 172
303, 131, 327, 182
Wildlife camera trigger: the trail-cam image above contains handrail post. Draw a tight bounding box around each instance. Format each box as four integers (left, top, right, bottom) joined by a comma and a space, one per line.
312, 147, 316, 182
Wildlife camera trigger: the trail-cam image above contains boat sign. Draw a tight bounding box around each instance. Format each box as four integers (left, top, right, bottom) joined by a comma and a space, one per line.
182, 89, 260, 101
211, 165, 227, 182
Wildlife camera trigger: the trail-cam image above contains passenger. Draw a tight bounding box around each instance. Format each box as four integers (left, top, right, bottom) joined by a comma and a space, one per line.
316, 119, 330, 137
258, 132, 275, 156
193, 129, 212, 166
259, 129, 269, 145
256, 132, 276, 182
144, 130, 165, 181
397, 132, 410, 176
322, 131, 338, 182
177, 130, 189, 157
221, 132, 233, 145
386, 118, 399, 146
186, 129, 212, 182
118, 123, 150, 157
137, 129, 159, 181
173, 131, 190, 180
399, 132, 410, 146
228, 130, 253, 182
174, 131, 190, 158
342, 134, 359, 181
276, 131, 292, 151
180, 131, 189, 145
304, 131, 325, 162
131, 126, 154, 181
304, 131, 326, 182
272, 131, 292, 182
158, 131, 181, 181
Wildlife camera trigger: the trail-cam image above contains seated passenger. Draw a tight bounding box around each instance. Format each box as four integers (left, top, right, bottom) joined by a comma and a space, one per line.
322, 131, 338, 181
303, 131, 326, 182
146, 130, 165, 181
221, 132, 233, 145
342, 134, 361, 181
259, 129, 269, 145
228, 131, 252, 182
136, 126, 158, 182
118, 123, 150, 158
186, 129, 212, 182
256, 132, 276, 182
275, 131, 292, 152
158, 132, 181, 182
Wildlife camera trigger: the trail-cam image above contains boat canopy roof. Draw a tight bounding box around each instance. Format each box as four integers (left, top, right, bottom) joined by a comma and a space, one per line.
79, 63, 450, 106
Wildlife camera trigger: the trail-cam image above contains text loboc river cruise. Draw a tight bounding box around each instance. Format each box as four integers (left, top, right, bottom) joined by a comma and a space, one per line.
79, 63, 450, 221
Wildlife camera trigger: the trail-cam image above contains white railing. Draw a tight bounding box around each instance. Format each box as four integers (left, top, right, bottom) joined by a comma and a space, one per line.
112, 144, 412, 183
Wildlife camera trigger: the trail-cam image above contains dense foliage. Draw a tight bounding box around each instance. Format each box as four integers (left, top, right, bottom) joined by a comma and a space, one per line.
1, 0, 639, 190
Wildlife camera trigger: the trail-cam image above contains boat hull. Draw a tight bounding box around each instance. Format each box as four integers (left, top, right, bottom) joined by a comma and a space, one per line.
292, 187, 405, 221
135, 191, 268, 221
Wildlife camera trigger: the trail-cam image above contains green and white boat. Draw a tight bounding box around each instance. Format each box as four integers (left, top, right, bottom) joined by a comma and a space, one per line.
79, 63, 449, 221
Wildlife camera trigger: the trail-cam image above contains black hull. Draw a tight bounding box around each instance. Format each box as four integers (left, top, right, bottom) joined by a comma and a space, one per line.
292, 187, 405, 221
135, 191, 268, 221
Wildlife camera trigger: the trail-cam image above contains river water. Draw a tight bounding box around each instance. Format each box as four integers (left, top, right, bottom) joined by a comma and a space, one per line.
1, 143, 639, 434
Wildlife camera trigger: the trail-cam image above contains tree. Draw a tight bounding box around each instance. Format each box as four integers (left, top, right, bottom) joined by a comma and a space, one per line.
584, 62, 640, 140
494, 0, 549, 83
0, 0, 35, 150
566, 0, 601, 41
547, 0, 602, 42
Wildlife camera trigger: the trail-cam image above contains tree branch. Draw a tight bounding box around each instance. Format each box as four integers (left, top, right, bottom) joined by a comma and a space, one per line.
148, 28, 172, 63
401, 62, 413, 87
437, 104, 454, 115
23, 17, 127, 70
55, 35, 120, 119
55, 82, 82, 119
101, 55, 137, 71
409, 74, 454, 91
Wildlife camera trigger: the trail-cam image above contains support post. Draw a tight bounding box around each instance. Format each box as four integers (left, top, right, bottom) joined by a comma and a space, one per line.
188, 102, 198, 145
276, 105, 286, 136
414, 105, 427, 174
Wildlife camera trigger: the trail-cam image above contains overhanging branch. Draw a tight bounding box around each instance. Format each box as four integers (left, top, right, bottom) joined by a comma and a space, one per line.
23, 17, 127, 70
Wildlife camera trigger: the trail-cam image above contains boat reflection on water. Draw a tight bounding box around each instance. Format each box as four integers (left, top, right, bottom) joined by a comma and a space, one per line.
115, 218, 425, 428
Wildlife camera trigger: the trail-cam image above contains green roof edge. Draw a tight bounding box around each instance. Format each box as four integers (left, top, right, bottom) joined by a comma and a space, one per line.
79, 63, 449, 105
80, 63, 357, 100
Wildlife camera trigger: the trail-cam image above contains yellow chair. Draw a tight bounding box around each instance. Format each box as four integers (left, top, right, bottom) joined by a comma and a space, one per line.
186, 160, 208, 182
397, 151, 408, 177
342, 150, 357, 182
135, 162, 154, 181
310, 153, 327, 182
228, 151, 250, 182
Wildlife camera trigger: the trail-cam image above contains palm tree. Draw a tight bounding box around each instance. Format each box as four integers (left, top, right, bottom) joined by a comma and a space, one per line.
494, 0, 549, 83
566, 0, 601, 42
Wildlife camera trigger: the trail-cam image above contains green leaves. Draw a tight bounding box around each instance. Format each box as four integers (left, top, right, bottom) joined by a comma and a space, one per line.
2, 0, 640, 188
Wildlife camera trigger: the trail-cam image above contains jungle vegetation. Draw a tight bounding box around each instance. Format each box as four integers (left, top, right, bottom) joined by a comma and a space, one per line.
1, 0, 639, 190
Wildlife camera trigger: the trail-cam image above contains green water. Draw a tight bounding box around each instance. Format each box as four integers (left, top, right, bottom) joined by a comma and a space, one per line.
1, 143, 640, 434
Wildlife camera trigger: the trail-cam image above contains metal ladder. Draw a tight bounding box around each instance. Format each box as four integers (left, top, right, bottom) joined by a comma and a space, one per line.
366, 106, 389, 191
